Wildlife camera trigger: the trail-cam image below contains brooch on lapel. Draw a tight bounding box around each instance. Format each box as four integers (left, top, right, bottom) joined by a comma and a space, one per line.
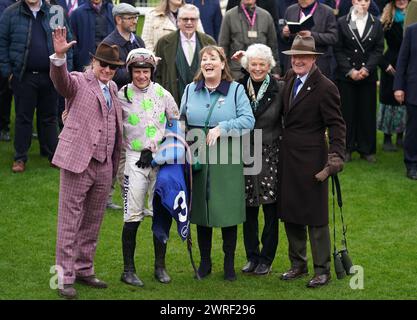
218, 97, 225, 107
307, 86, 311, 91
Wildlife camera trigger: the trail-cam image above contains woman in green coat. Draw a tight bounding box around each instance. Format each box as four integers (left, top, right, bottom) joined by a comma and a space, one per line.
180, 45, 255, 281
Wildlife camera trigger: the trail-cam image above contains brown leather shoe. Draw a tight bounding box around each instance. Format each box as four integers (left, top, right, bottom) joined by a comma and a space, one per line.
58, 284, 77, 299
307, 273, 331, 288
75, 275, 108, 288
280, 267, 308, 280
12, 160, 25, 173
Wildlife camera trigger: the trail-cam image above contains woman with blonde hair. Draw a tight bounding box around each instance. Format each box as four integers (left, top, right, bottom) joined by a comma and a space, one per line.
141, 0, 203, 52
378, 0, 409, 151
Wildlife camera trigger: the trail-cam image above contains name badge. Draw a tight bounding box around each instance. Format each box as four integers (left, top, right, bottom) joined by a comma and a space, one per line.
248, 30, 258, 38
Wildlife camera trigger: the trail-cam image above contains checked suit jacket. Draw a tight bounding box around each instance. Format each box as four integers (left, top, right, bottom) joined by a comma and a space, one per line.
50, 63, 123, 177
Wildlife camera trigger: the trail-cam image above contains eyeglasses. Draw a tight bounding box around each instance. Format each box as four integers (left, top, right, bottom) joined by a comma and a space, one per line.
180, 17, 197, 22
122, 15, 139, 21
99, 61, 119, 70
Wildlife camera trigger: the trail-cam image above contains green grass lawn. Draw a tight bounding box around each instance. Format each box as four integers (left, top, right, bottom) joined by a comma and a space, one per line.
1, 108, 417, 300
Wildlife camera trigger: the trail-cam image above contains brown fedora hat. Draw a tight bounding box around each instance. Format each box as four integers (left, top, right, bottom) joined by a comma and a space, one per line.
282, 35, 323, 56
90, 42, 125, 66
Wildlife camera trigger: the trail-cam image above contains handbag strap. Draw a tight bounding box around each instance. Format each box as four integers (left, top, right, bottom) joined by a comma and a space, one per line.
204, 94, 221, 132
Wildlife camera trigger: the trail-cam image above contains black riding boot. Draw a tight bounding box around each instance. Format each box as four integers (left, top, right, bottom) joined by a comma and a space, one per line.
197, 225, 212, 278
121, 222, 144, 287
222, 226, 237, 281
154, 235, 171, 284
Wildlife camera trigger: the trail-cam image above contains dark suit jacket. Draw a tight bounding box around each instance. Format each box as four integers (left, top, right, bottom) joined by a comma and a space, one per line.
281, 2, 338, 77
334, 12, 384, 83
279, 66, 346, 226
56, 0, 86, 17
393, 22, 417, 106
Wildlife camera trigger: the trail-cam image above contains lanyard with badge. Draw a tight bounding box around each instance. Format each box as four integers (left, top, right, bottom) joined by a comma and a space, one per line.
299, 1, 318, 20
241, 4, 257, 38
333, 0, 341, 16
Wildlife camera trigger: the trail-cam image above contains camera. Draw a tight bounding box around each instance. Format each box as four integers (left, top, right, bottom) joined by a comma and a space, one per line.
340, 249, 354, 275
333, 251, 346, 279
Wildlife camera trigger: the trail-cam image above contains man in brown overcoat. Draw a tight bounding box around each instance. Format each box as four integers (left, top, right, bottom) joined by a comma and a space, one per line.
279, 35, 346, 288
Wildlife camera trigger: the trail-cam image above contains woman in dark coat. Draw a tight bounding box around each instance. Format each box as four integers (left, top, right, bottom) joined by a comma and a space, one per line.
232, 44, 284, 276
334, 0, 384, 162
378, 0, 409, 151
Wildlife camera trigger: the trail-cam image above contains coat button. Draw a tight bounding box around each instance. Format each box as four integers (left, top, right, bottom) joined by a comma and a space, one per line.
206, 104, 210, 108
352, 37, 355, 40
354, 49, 357, 53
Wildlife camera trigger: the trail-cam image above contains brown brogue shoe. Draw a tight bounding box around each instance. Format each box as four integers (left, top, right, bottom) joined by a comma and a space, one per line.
58, 284, 77, 299
307, 273, 331, 288
75, 275, 108, 288
12, 160, 25, 173
280, 267, 308, 280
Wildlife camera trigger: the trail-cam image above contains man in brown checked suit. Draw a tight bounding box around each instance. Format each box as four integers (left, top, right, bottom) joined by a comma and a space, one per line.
49, 27, 124, 299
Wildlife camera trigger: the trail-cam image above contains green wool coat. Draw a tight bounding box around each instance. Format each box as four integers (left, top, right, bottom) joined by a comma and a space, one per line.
190, 136, 245, 227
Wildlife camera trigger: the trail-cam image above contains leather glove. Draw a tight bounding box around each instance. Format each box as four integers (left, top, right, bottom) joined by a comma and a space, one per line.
135, 149, 153, 169
327, 153, 344, 175
315, 153, 344, 182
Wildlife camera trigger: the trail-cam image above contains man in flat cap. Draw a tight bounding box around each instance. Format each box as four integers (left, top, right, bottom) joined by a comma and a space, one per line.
104, 4, 144, 90
279, 35, 346, 288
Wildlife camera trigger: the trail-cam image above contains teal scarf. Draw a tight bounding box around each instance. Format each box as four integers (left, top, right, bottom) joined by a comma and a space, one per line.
247, 74, 270, 113
394, 8, 405, 26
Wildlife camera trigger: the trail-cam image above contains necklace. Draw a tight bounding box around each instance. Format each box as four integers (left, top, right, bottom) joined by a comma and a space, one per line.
205, 82, 220, 90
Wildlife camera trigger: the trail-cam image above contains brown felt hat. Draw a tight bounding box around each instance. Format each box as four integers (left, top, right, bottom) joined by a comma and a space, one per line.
90, 42, 125, 66
282, 35, 323, 56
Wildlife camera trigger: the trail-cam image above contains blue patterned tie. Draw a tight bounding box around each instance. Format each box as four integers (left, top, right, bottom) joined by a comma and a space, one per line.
292, 77, 303, 99
103, 86, 112, 109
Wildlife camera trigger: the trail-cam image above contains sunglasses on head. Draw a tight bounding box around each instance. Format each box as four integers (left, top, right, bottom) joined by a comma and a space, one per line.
99, 61, 119, 70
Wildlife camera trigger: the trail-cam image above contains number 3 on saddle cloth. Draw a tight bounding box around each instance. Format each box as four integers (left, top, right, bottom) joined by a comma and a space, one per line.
151, 119, 192, 243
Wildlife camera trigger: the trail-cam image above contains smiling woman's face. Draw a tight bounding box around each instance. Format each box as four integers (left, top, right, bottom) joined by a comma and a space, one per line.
200, 50, 224, 81
248, 57, 270, 82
